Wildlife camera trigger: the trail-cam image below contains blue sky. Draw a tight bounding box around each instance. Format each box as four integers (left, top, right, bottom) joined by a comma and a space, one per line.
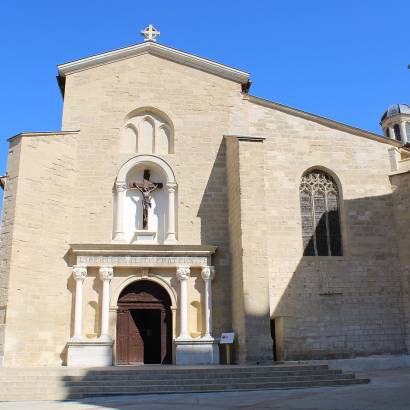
0, 0, 409, 177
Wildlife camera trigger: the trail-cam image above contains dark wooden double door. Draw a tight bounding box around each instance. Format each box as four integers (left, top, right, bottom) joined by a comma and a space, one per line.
116, 281, 172, 365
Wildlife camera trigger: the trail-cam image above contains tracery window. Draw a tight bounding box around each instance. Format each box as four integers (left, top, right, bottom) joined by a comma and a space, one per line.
300, 170, 342, 256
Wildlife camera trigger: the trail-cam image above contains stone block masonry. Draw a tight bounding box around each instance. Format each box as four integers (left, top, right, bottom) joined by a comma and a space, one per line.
1, 44, 408, 366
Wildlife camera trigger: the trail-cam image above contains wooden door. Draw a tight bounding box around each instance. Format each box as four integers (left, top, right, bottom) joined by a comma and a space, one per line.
116, 280, 173, 365
116, 308, 144, 364
128, 310, 144, 364
116, 309, 129, 365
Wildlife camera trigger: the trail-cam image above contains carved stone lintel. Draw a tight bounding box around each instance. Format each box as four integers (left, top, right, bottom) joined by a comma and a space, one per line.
99, 266, 114, 282
176, 265, 190, 281
73, 266, 87, 281
201, 266, 215, 281
77, 255, 209, 267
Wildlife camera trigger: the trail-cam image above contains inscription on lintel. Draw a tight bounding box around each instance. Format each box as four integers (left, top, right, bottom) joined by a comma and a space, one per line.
77, 255, 209, 267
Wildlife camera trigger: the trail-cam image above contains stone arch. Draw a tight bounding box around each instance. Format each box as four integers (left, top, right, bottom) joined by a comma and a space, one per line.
138, 116, 155, 153
121, 107, 174, 154
110, 275, 177, 310
120, 124, 138, 152
114, 278, 173, 365
116, 154, 176, 185
300, 165, 344, 199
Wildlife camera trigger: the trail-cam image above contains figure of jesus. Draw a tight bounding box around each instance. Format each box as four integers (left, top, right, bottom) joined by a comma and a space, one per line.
129, 169, 163, 230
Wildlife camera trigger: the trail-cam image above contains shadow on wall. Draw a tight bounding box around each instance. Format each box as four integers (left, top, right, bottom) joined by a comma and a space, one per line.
272, 192, 407, 361
197, 140, 232, 338
194, 139, 407, 364
55, 173, 409, 403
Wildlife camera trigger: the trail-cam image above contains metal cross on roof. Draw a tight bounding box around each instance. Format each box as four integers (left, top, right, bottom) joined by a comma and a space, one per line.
141, 24, 160, 42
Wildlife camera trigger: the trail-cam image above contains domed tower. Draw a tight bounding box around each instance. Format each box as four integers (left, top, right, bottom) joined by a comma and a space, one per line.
380, 104, 410, 144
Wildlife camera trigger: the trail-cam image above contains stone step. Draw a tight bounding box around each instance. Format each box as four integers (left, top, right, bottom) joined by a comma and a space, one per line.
62, 369, 344, 381
0, 368, 343, 382
0, 368, 341, 381
0, 372, 356, 389
0, 378, 370, 401
0, 365, 370, 402
0, 367, 334, 379
0, 364, 330, 376
69, 373, 357, 387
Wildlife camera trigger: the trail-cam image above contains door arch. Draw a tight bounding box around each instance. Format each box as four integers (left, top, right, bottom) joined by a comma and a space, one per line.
116, 280, 172, 365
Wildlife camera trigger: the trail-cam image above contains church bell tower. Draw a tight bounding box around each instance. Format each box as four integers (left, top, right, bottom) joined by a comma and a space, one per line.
380, 103, 410, 144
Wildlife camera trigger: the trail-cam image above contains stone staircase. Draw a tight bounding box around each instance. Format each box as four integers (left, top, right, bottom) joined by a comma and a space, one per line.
0, 364, 370, 401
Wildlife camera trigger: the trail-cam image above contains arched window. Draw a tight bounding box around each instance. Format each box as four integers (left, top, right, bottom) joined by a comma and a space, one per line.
386, 128, 391, 139
393, 124, 402, 142
300, 170, 342, 256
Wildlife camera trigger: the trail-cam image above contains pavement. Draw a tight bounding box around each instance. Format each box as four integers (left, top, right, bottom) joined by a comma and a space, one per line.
1, 368, 410, 409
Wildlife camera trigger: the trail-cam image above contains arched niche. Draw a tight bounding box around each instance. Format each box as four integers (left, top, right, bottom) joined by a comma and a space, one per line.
189, 301, 202, 338
113, 155, 178, 244
120, 107, 174, 154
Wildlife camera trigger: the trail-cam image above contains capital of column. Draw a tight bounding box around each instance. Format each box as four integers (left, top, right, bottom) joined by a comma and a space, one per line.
115, 182, 127, 192
201, 266, 215, 281
166, 182, 178, 192
72, 266, 87, 282
176, 265, 190, 281
99, 266, 114, 282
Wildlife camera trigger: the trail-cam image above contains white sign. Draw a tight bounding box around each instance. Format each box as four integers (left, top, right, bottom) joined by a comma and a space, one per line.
220, 332, 235, 344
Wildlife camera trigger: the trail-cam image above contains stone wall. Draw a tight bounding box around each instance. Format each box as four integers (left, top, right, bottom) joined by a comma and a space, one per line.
0, 138, 22, 363
390, 170, 410, 352
1, 48, 408, 366
226, 136, 272, 363
60, 53, 240, 355
1, 133, 78, 366
248, 100, 406, 359
1, 53, 244, 366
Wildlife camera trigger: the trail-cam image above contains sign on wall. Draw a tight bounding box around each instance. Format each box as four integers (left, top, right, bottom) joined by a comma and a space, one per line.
220, 332, 235, 344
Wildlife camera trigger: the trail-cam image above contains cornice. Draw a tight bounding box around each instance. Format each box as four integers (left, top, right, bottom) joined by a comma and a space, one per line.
248, 95, 402, 147
381, 114, 410, 127
224, 134, 265, 142
57, 42, 250, 84
69, 243, 217, 256
7, 130, 80, 142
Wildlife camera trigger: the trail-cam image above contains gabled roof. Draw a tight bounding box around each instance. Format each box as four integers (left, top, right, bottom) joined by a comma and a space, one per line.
57, 41, 250, 86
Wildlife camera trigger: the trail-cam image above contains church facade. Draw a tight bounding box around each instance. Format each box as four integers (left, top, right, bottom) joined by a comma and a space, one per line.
1, 28, 410, 367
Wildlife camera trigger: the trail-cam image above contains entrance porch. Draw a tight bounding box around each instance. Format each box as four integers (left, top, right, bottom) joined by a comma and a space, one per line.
66, 244, 219, 366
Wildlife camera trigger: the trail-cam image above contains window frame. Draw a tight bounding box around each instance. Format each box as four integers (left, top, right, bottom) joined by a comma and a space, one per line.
299, 168, 344, 257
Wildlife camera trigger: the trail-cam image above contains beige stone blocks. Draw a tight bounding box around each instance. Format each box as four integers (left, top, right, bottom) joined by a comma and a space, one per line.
1, 49, 408, 366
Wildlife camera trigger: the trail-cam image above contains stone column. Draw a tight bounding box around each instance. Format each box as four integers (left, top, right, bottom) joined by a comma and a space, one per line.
400, 121, 407, 144
176, 265, 190, 340
71, 266, 87, 341
113, 182, 127, 242
390, 126, 395, 140
165, 182, 177, 243
201, 266, 215, 340
99, 266, 114, 341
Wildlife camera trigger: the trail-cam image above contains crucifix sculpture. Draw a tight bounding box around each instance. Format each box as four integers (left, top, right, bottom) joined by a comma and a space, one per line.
129, 169, 163, 230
